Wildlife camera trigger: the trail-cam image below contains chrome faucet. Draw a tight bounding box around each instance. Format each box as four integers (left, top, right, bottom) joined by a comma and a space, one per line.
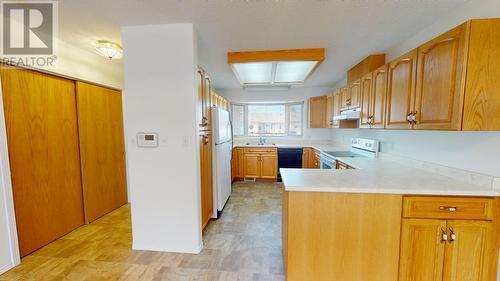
259, 137, 266, 145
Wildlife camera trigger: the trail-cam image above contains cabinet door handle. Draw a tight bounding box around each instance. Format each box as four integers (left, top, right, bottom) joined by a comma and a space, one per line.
449, 227, 456, 242
441, 228, 448, 242
199, 117, 208, 127
406, 112, 413, 123
411, 111, 418, 124
203, 135, 209, 145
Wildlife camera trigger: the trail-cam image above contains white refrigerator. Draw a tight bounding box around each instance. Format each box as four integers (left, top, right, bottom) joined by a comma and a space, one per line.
211, 107, 232, 218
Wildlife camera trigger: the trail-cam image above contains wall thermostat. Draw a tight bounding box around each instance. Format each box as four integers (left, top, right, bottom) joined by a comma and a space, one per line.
137, 132, 159, 147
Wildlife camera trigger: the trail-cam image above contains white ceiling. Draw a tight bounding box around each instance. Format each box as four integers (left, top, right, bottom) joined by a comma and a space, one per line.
59, 0, 467, 89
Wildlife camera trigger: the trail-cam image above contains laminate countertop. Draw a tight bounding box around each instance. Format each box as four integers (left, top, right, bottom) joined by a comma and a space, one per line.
280, 156, 500, 197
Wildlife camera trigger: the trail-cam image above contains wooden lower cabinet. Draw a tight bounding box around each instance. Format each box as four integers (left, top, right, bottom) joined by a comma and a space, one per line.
400, 196, 499, 281
302, 147, 319, 169
243, 153, 260, 178
260, 153, 277, 179
199, 131, 213, 228
231, 147, 277, 180
231, 147, 243, 180
443, 220, 496, 281
400, 219, 497, 281
283, 194, 500, 281
399, 219, 447, 281
302, 148, 312, 168
283, 192, 402, 281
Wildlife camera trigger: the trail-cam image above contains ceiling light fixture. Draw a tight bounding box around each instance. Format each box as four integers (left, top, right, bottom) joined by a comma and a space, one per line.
228, 48, 325, 86
95, 40, 123, 59
243, 85, 291, 92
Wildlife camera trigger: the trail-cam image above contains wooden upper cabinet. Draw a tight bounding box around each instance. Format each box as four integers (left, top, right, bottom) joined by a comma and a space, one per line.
399, 219, 446, 281
360, 73, 373, 128
197, 69, 207, 131
197, 68, 212, 131
348, 79, 361, 107
326, 93, 333, 128
386, 50, 417, 129
371, 64, 388, 128
340, 86, 349, 109
442, 220, 496, 281
332, 91, 341, 128
414, 23, 469, 130
462, 19, 500, 131
1, 67, 85, 257
204, 76, 212, 130
308, 96, 327, 128
76, 82, 128, 223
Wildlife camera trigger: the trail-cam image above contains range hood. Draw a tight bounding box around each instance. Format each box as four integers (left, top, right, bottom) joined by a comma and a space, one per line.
333, 107, 361, 121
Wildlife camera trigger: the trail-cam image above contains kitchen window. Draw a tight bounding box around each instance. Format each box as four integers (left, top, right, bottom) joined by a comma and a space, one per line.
231, 102, 303, 137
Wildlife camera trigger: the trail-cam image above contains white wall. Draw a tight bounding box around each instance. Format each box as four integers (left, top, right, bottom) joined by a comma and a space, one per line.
331, 0, 500, 89
122, 23, 202, 253
386, 0, 500, 61
0, 77, 20, 275
331, 129, 500, 177
218, 87, 333, 141
49, 40, 123, 89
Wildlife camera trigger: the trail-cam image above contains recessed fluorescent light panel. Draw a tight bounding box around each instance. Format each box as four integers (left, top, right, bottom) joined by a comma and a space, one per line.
228, 48, 325, 86
232, 62, 273, 84
274, 61, 318, 83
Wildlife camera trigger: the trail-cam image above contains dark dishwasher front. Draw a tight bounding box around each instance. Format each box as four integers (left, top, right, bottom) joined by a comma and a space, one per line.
277, 147, 303, 182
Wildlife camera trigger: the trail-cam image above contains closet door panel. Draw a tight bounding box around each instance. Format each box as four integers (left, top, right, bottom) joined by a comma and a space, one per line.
0, 67, 84, 257
76, 82, 128, 223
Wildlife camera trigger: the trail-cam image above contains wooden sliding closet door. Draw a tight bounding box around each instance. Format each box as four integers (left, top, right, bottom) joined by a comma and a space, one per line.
0, 67, 85, 257
76, 82, 127, 223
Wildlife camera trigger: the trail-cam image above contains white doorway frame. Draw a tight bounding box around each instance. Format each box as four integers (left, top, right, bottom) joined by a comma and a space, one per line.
0, 73, 21, 274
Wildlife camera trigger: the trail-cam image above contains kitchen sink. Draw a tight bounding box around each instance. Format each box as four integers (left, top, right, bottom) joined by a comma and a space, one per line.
245, 143, 276, 146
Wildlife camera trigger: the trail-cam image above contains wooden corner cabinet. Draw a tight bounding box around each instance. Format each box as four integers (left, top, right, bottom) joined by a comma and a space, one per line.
462, 19, 500, 130
308, 96, 327, 128
302, 147, 320, 169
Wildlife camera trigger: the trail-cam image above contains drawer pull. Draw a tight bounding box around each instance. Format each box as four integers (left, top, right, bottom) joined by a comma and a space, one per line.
440, 206, 457, 212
